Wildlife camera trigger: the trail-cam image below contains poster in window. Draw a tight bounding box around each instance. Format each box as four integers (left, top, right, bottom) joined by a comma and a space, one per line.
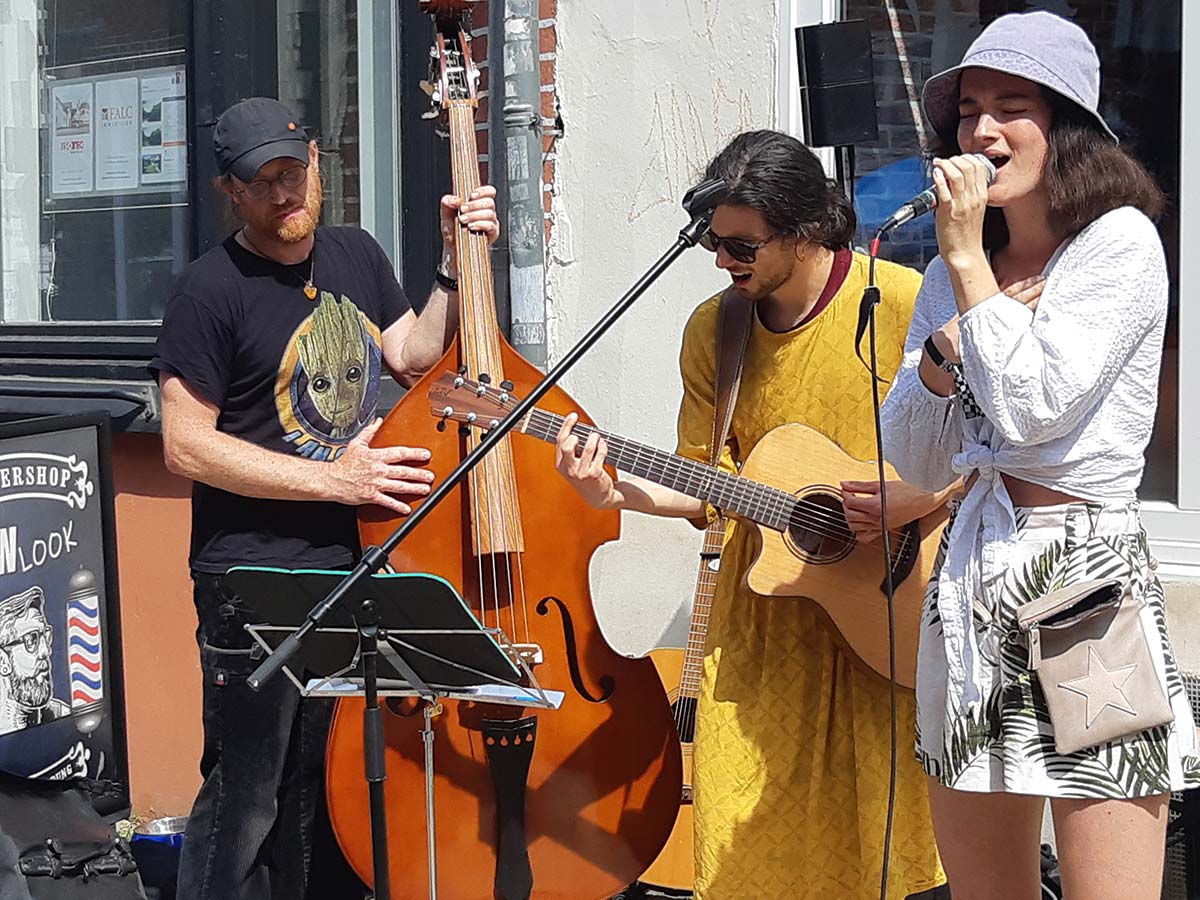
139, 69, 187, 186
50, 82, 94, 195
46, 65, 188, 201
95, 78, 140, 192
0, 414, 128, 814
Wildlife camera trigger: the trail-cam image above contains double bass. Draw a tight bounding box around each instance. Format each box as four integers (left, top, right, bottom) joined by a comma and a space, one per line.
324, 3, 683, 897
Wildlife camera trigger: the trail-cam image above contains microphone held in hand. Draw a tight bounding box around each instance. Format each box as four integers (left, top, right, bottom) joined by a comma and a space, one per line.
878, 154, 997, 233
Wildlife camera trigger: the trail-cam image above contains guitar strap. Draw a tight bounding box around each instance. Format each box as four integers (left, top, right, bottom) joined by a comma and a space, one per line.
710, 287, 754, 471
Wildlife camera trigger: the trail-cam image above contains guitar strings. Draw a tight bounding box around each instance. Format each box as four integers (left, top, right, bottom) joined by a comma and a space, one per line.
676, 531, 720, 739
553, 420, 916, 565
535, 409, 918, 559
577, 420, 913, 555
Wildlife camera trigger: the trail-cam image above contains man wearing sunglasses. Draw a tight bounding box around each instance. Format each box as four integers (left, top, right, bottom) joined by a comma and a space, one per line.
554, 130, 960, 899
151, 97, 500, 900
0, 586, 69, 735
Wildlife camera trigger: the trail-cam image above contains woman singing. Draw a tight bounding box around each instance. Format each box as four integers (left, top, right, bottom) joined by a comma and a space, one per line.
880, 10, 1200, 900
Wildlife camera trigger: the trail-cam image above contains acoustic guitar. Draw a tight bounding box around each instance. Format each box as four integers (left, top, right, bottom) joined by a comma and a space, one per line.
428, 372, 950, 689
638, 519, 724, 891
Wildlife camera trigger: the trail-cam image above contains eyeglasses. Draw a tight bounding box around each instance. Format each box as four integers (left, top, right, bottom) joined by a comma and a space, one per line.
698, 230, 781, 264
6, 630, 49, 654
234, 165, 307, 201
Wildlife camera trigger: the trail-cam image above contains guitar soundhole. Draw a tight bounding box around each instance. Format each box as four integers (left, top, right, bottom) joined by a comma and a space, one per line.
784, 490, 856, 564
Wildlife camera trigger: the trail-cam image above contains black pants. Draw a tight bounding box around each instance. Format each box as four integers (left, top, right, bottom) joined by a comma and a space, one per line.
177, 572, 365, 900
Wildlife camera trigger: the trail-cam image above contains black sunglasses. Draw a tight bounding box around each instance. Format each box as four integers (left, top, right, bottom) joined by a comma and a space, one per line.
698, 230, 781, 264
5, 630, 49, 654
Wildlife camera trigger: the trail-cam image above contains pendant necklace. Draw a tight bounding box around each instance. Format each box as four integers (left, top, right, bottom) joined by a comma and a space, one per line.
241, 228, 317, 300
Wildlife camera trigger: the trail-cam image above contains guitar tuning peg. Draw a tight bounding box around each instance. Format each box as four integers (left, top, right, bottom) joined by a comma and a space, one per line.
419, 79, 435, 97
436, 419, 447, 433
458, 365, 468, 376
458, 425, 471, 438
478, 373, 492, 385
500, 380, 514, 391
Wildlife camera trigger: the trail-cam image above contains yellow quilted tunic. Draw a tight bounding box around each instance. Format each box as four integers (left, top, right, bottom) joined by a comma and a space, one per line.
675, 253, 946, 899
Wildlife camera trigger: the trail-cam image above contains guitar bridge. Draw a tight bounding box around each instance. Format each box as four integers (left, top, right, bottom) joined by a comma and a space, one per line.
881, 519, 922, 594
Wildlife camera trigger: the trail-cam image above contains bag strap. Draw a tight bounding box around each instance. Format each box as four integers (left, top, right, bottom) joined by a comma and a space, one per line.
710, 287, 754, 468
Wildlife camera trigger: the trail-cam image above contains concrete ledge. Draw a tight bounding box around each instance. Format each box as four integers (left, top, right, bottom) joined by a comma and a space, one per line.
1165, 580, 1200, 673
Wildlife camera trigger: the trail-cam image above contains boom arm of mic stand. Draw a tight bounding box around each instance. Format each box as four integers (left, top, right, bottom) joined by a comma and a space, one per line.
247, 207, 718, 692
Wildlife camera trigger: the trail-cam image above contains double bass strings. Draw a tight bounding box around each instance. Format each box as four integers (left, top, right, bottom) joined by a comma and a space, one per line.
451, 99, 532, 648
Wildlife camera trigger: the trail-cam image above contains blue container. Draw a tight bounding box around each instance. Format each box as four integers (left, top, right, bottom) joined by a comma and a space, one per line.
131, 817, 185, 900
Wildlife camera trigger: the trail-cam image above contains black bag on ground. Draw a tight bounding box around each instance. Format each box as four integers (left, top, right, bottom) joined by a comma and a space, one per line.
0, 772, 145, 899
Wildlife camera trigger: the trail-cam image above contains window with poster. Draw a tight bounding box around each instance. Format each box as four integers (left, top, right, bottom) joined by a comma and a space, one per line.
0, 0, 449, 430
782, 1, 1199, 574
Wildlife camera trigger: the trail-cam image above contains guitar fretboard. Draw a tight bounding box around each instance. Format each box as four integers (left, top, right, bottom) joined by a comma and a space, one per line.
520, 410, 803, 533
678, 521, 724, 701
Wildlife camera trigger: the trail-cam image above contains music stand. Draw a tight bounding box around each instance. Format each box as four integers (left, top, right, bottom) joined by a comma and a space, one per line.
224, 566, 564, 900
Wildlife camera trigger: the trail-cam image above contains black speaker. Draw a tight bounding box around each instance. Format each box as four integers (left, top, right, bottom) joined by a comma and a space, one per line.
795, 20, 879, 147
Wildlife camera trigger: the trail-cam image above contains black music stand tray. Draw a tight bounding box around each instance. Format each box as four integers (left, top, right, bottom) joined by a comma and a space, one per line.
224, 566, 564, 900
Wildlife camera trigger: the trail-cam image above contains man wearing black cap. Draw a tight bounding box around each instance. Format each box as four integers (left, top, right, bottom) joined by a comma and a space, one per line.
150, 97, 500, 900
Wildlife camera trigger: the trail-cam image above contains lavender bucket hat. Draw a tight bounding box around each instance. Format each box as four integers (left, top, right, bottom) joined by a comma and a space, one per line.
921, 10, 1118, 144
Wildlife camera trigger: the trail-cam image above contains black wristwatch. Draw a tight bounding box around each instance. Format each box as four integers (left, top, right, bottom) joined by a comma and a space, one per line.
434, 264, 459, 293
923, 334, 956, 372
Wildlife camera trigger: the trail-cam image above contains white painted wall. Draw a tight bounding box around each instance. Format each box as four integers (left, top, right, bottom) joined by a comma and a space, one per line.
547, 0, 780, 656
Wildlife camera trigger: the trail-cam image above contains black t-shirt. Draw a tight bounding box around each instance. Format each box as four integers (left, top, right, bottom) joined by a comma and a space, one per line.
149, 227, 411, 574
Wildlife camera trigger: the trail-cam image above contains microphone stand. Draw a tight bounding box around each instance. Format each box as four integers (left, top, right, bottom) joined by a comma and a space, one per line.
244, 178, 727, 900
855, 225, 901, 900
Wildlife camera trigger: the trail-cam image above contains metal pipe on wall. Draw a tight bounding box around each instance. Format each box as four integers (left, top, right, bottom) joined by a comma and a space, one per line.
487, 0, 512, 338
497, 0, 548, 367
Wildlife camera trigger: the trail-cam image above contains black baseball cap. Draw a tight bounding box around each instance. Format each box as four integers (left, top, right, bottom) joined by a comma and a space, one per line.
213, 97, 309, 182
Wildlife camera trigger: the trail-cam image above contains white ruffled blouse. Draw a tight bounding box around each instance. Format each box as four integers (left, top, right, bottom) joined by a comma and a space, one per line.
880, 205, 1169, 710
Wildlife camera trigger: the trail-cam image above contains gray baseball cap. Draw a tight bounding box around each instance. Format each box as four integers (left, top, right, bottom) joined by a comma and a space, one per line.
922, 11, 1118, 145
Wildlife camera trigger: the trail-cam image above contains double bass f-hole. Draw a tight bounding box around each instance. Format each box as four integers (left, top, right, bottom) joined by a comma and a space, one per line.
537, 596, 616, 704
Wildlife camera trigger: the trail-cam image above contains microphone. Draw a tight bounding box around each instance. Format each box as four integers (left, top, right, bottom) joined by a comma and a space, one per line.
878, 154, 997, 233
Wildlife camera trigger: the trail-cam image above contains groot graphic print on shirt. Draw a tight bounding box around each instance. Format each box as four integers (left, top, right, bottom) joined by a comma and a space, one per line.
275, 292, 383, 459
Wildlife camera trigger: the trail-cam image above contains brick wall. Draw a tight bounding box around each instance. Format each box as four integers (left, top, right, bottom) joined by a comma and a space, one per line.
468, 0, 560, 245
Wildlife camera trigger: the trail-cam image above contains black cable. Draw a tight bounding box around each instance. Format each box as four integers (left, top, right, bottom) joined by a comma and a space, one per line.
848, 145, 857, 208
858, 233, 899, 900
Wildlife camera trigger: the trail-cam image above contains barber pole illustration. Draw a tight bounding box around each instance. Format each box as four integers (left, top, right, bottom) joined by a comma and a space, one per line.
66, 568, 105, 735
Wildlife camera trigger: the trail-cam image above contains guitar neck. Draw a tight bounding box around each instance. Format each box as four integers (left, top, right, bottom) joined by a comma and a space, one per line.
518, 408, 797, 532
678, 519, 724, 702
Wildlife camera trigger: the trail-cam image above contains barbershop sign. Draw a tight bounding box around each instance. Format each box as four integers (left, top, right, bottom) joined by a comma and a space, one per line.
0, 414, 128, 811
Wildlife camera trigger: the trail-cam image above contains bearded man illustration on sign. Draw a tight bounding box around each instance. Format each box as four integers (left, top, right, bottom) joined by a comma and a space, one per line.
0, 586, 70, 734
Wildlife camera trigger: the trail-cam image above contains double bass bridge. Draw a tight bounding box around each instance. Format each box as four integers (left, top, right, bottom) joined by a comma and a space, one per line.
506, 642, 543, 668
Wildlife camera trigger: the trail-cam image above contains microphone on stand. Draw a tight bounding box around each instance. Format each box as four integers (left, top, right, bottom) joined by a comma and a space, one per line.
878, 153, 998, 233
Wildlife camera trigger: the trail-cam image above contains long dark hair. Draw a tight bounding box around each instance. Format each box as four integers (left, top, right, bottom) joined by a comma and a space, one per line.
704, 130, 855, 250
931, 91, 1164, 250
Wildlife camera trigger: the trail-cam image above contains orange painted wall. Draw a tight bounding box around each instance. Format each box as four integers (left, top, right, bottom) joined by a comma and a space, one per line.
110, 433, 202, 819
